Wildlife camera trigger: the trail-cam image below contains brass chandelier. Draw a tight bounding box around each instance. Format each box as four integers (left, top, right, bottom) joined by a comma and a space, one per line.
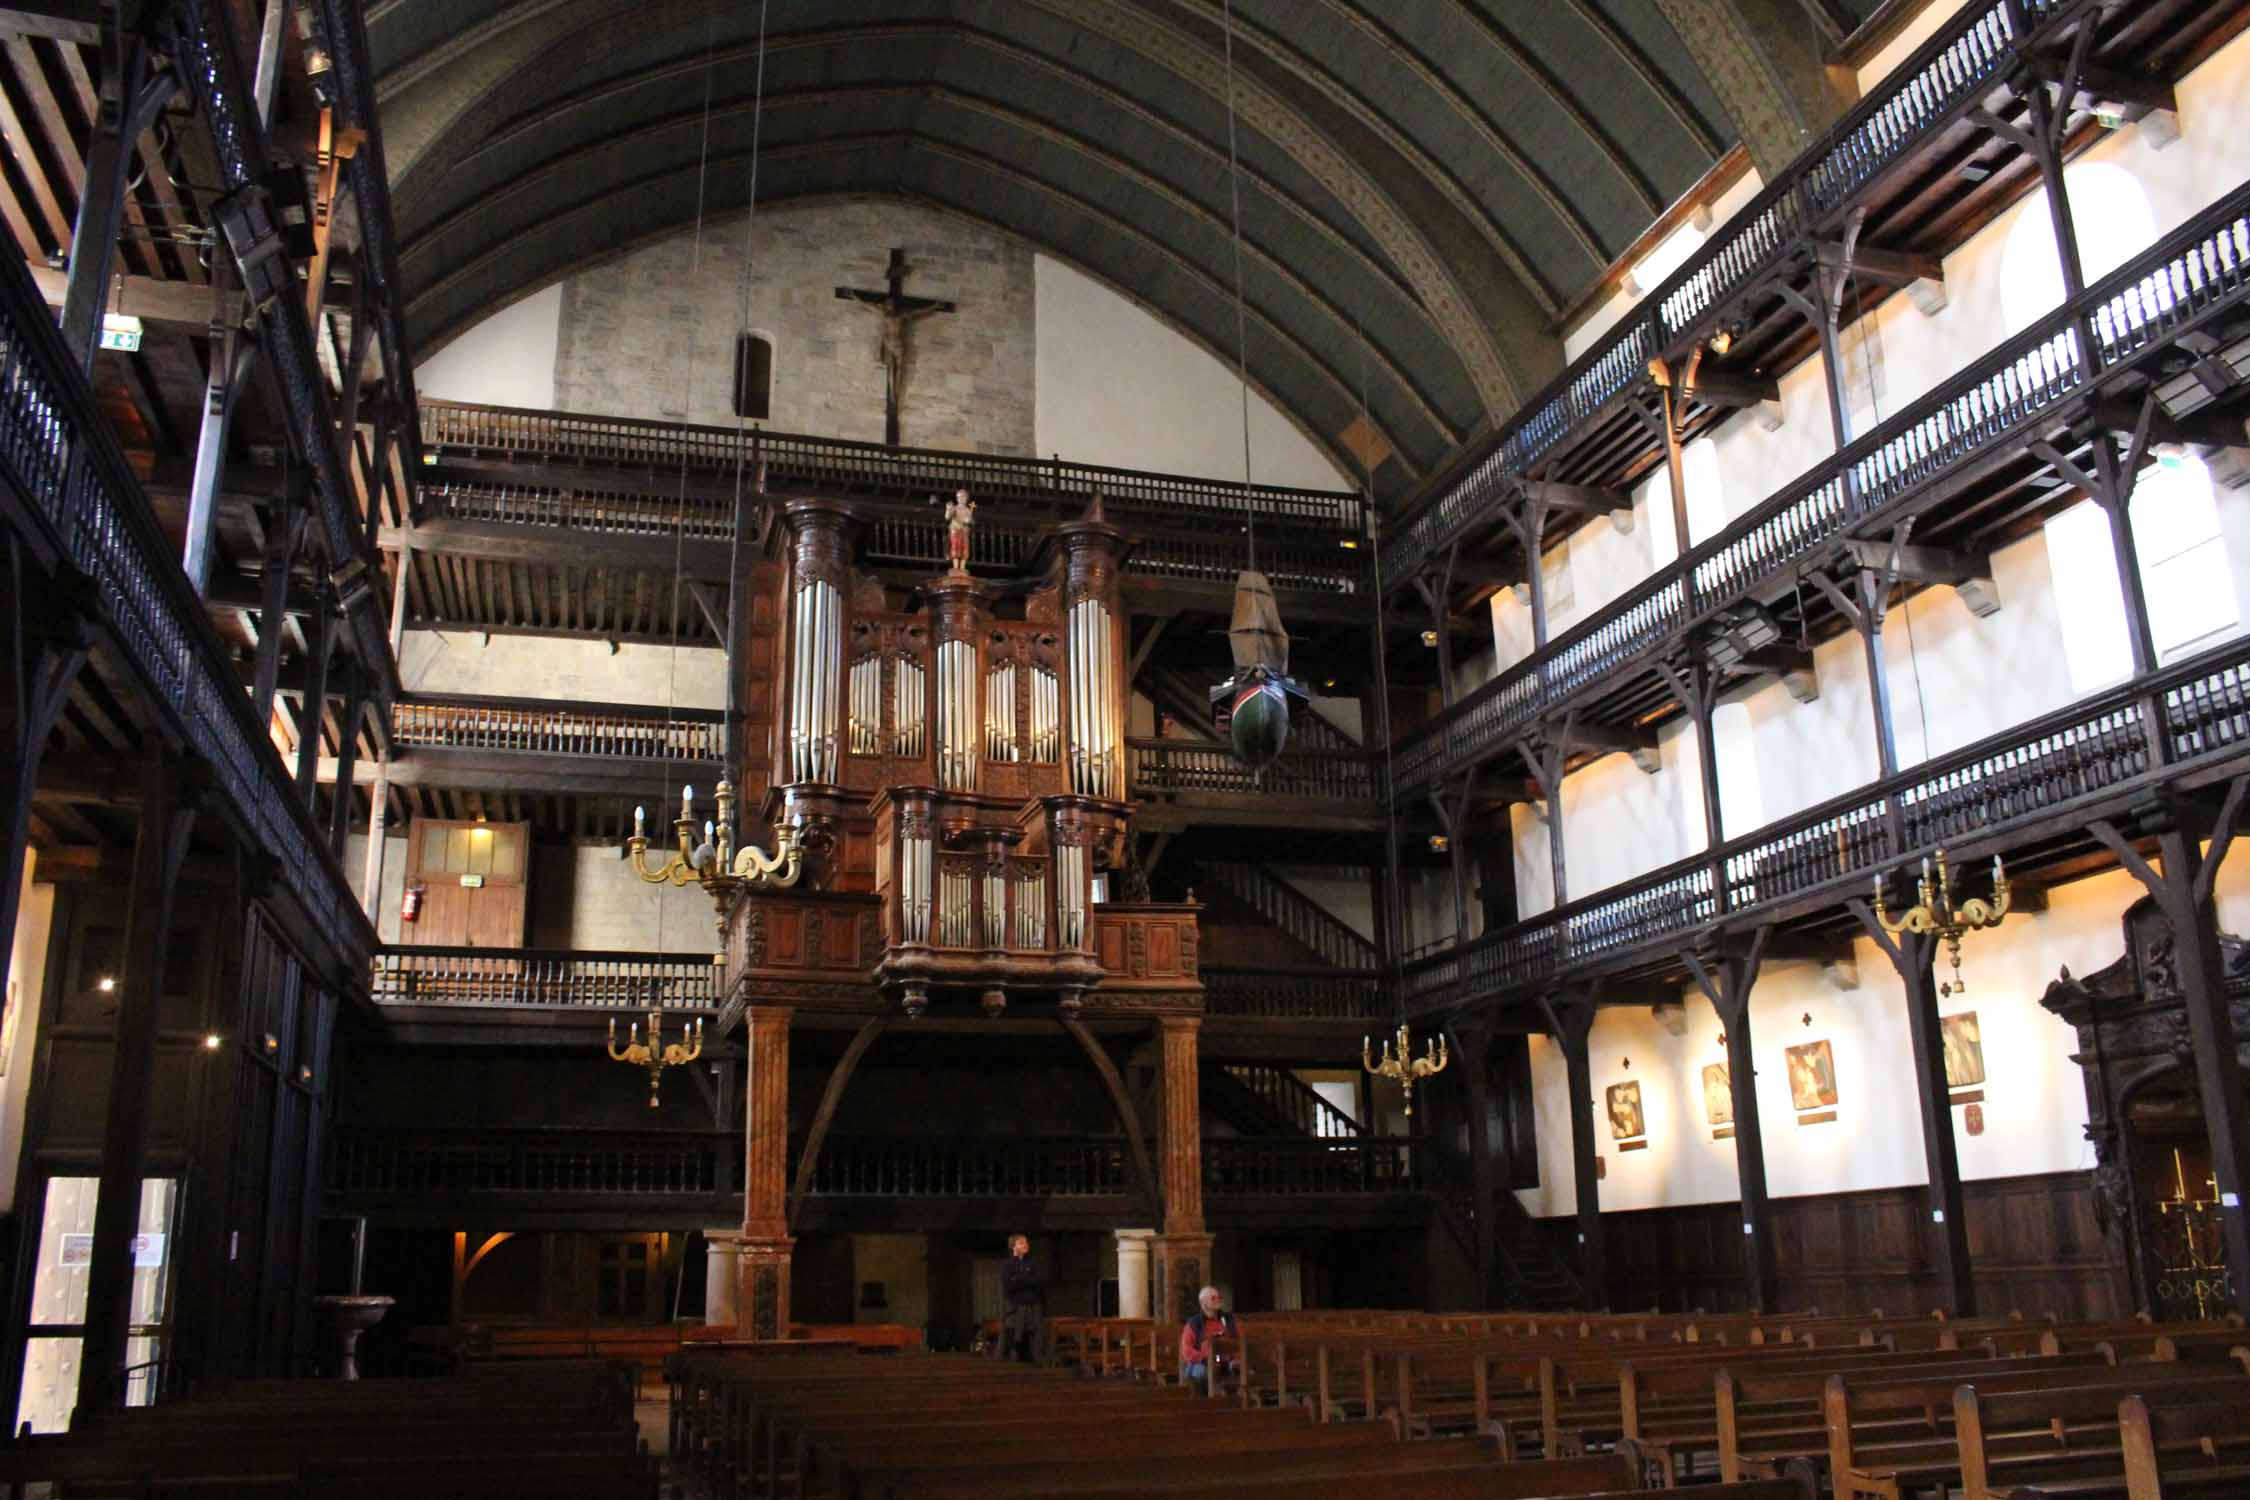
1873, 846, 2011, 997
627, 780, 805, 895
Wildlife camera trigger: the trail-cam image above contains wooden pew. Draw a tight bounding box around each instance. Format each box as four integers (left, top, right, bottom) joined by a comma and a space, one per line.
1826, 1361, 2237, 1500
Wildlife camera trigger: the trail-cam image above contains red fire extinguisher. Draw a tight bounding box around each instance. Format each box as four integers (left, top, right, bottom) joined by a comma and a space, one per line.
401, 886, 424, 923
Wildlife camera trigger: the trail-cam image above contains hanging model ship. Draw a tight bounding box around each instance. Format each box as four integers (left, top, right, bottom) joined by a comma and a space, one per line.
1210, 569, 1309, 769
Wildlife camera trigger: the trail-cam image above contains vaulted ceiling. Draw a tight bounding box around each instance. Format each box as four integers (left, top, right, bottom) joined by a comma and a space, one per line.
374, 0, 1885, 493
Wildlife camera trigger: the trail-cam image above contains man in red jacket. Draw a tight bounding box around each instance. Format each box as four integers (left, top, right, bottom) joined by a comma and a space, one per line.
1177, 1285, 1235, 1389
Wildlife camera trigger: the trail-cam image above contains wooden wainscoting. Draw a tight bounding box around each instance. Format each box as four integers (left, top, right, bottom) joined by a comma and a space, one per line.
1548, 1171, 2132, 1320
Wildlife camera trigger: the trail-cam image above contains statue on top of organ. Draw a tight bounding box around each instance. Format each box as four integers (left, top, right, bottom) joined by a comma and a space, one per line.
712, 487, 1203, 1023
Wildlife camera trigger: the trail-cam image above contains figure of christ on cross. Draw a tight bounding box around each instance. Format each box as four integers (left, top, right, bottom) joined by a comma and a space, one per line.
835, 247, 957, 446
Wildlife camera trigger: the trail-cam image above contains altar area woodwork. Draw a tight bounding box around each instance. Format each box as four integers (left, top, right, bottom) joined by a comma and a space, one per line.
682, 487, 1210, 1336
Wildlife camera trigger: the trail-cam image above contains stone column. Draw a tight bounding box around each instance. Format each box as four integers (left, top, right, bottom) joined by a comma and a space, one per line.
1114, 1229, 1154, 1319
704, 1230, 743, 1327
737, 1005, 794, 1339
1152, 1016, 1212, 1326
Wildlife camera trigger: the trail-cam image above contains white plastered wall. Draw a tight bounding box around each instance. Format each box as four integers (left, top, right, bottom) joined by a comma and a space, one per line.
1507, 29, 2250, 1216
0, 850, 55, 1213
1033, 257, 1349, 490
398, 630, 727, 711
1521, 853, 2250, 1216
415, 283, 561, 409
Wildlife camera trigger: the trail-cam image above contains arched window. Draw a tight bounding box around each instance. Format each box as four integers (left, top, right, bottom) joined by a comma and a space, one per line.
1999, 161, 2158, 335
732, 333, 773, 420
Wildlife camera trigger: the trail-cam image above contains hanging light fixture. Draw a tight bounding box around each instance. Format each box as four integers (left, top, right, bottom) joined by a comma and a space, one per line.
607, 1011, 705, 1109
1364, 1024, 1449, 1118
1872, 846, 2011, 997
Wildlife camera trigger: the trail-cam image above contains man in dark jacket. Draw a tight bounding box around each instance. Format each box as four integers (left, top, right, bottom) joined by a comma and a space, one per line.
998, 1233, 1045, 1362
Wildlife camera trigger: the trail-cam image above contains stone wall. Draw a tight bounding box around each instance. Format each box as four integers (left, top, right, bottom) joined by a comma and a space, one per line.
554, 199, 1036, 455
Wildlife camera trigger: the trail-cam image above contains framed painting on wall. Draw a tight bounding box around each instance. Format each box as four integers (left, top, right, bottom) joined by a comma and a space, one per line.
1942, 1011, 1986, 1090
1702, 1063, 1732, 1126
1785, 1039, 1839, 1112
1606, 1080, 1645, 1142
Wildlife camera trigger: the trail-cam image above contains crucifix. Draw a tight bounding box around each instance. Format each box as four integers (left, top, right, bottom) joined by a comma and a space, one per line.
834, 248, 956, 446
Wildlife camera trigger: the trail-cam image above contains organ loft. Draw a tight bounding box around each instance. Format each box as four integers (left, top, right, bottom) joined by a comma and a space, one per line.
635, 488, 1209, 1336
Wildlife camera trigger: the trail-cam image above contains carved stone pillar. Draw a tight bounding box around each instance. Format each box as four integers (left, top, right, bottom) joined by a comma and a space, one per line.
704, 1230, 742, 1327
1152, 1015, 1211, 1325
736, 1005, 794, 1339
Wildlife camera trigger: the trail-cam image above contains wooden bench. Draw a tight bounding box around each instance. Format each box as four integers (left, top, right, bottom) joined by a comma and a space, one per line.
1827, 1361, 2238, 1500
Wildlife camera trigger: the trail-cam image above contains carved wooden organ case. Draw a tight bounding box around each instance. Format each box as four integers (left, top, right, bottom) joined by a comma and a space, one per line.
721, 496, 1201, 1020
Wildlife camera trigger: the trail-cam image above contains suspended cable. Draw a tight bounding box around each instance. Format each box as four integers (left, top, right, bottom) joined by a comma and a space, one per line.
653, 5, 726, 954
1220, 0, 1256, 570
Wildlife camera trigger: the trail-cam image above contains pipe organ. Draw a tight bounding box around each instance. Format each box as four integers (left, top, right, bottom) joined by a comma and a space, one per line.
717, 494, 1202, 1023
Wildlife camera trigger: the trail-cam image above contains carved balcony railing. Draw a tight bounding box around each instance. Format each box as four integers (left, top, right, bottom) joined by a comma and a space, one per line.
393, 696, 725, 761
326, 1129, 1432, 1205
1200, 967, 1386, 1021
798, 1135, 1136, 1198
420, 399, 1363, 532
864, 510, 1362, 597
371, 947, 723, 1010
1127, 739, 1377, 802
1406, 632, 2250, 1014
1393, 182, 2250, 798
328, 1129, 725, 1199
172, 0, 396, 689
1203, 1137, 1427, 1196
0, 195, 373, 983
1384, 0, 2086, 587
424, 481, 733, 540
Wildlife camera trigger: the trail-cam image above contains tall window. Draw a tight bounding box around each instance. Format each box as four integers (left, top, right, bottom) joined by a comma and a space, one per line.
2045, 451, 2239, 694
732, 334, 773, 420
1999, 161, 2159, 335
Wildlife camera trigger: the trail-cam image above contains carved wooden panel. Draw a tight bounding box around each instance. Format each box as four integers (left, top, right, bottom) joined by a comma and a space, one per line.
769, 910, 803, 967
1560, 1171, 2130, 1319
1098, 922, 1127, 973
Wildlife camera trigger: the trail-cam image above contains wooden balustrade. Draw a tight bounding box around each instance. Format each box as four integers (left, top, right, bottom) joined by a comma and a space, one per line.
327, 1129, 1427, 1202
427, 481, 733, 539
1127, 738, 1376, 800
1384, 0, 2083, 585
1202, 1137, 1426, 1196
1406, 632, 2250, 1012
1201, 967, 1385, 1021
420, 399, 1362, 531
1394, 184, 2250, 797
0, 177, 372, 979
371, 946, 723, 1009
798, 1135, 1137, 1199
392, 696, 725, 760
329, 1129, 725, 1198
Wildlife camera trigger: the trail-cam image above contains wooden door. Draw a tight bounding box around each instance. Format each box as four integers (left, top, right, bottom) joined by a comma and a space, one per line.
405, 820, 529, 948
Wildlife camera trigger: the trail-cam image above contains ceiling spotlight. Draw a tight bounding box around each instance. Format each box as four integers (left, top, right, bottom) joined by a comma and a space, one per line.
202, 1033, 223, 1051
1709, 326, 1735, 357
1339, 538, 1360, 550
1420, 630, 1439, 648
1428, 834, 1450, 853
96, 976, 116, 994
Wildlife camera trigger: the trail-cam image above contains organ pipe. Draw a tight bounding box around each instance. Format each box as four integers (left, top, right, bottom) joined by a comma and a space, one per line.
1014, 868, 1047, 948
1067, 599, 1118, 797
982, 866, 1007, 947
939, 863, 974, 947
938, 639, 975, 790
902, 831, 931, 944
790, 578, 842, 784
894, 657, 926, 758
986, 663, 1018, 762
1029, 667, 1059, 762
1057, 844, 1088, 949
849, 657, 882, 757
